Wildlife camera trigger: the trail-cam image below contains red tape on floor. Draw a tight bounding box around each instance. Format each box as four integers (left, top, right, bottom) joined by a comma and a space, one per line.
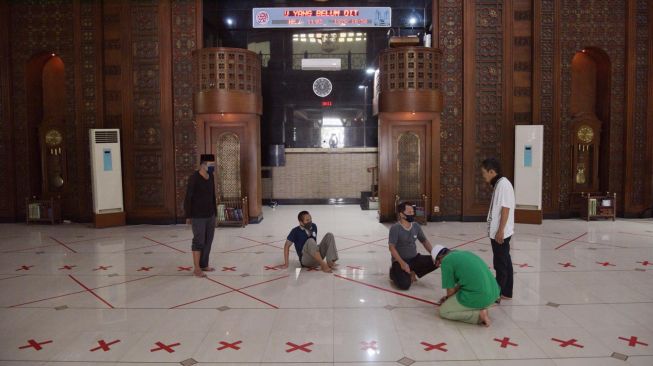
551, 338, 584, 348
421, 341, 448, 352
19, 339, 52, 350
150, 341, 180, 353
286, 341, 313, 353
494, 337, 518, 348
90, 339, 121, 352
333, 274, 439, 306
217, 340, 242, 350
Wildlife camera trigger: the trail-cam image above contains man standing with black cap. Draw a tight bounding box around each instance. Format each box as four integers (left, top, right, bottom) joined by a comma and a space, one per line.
184, 154, 217, 278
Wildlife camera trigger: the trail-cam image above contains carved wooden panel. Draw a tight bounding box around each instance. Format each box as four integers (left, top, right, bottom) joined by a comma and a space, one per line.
74, 1, 102, 221
559, 0, 626, 212
0, 1, 14, 219
172, 0, 200, 219
216, 132, 242, 199
631, 0, 650, 207
380, 47, 441, 91
9, 1, 78, 219
439, 0, 464, 216
463, 0, 505, 216
538, 0, 556, 211
195, 48, 261, 93
512, 1, 532, 128
396, 132, 421, 199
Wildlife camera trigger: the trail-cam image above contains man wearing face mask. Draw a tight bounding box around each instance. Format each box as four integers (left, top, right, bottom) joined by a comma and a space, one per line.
280, 211, 338, 273
388, 201, 437, 290
184, 154, 217, 278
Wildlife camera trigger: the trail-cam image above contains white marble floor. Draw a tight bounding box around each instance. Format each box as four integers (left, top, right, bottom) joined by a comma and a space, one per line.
0, 204, 652, 366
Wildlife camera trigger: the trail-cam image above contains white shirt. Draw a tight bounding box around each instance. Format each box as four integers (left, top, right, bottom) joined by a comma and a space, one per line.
487, 177, 515, 240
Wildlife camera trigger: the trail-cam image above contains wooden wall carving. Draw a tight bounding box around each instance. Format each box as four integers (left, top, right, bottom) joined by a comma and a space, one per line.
438, 0, 464, 217
511, 2, 532, 126
172, 0, 201, 220
627, 0, 651, 213
534, 0, 559, 213
0, 0, 14, 220
128, 1, 175, 218
462, 0, 505, 217
559, 0, 626, 213
8, 1, 82, 220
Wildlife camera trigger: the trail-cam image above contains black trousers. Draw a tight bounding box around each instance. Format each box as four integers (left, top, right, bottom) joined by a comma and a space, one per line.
390, 253, 437, 290
491, 235, 513, 298
191, 216, 216, 269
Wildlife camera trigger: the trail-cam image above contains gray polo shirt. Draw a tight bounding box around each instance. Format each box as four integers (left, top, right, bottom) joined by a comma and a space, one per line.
388, 222, 427, 262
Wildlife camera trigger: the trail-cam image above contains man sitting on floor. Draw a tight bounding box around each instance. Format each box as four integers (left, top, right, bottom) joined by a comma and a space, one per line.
432, 245, 500, 327
388, 201, 437, 290
280, 210, 338, 273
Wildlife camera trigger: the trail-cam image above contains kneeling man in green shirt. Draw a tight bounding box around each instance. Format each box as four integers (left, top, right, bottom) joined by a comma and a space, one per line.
432, 245, 500, 327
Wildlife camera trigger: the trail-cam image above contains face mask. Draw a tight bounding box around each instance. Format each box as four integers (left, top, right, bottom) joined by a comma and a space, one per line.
207, 165, 215, 174
404, 214, 415, 223
303, 221, 312, 229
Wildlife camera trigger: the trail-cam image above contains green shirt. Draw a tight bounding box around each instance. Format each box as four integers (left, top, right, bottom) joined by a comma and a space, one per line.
440, 251, 500, 309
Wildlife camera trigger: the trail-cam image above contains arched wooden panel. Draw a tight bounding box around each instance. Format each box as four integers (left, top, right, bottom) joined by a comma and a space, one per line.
396, 131, 421, 199
216, 132, 242, 199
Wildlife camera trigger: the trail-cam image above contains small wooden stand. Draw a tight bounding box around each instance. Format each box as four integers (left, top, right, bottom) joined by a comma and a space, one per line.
217, 196, 249, 227
26, 197, 62, 224
583, 192, 616, 221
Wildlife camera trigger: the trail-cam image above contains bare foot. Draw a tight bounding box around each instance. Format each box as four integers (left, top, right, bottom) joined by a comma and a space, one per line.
201, 267, 215, 272
193, 269, 207, 278
410, 271, 417, 283
479, 309, 491, 327
327, 261, 338, 268
320, 263, 332, 273
500, 295, 512, 300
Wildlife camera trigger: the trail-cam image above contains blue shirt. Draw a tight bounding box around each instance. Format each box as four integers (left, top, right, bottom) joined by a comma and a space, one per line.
287, 223, 317, 261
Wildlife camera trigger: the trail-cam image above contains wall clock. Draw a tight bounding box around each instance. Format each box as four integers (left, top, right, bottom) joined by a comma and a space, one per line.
313, 77, 332, 98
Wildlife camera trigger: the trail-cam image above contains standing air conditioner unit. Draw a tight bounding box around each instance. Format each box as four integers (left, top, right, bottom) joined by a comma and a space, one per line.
89, 129, 126, 227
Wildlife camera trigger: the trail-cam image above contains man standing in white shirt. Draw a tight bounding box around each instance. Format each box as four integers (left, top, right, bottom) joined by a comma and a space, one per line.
481, 158, 515, 301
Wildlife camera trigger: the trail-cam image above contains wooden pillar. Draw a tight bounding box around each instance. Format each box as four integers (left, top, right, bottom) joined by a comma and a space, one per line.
193, 48, 263, 223
377, 47, 443, 222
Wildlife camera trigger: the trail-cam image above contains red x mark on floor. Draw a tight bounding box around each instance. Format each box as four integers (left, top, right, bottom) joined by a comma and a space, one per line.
286, 341, 313, 353
137, 266, 153, 272
306, 267, 319, 271
222, 266, 236, 271
552, 338, 584, 348
494, 337, 518, 348
421, 341, 448, 352
150, 341, 180, 353
217, 340, 242, 350
360, 340, 377, 350
265, 265, 283, 271
347, 266, 364, 270
596, 261, 616, 267
558, 262, 576, 268
514, 263, 533, 268
93, 265, 112, 271
19, 339, 53, 350
177, 266, 192, 271
637, 261, 651, 266
16, 265, 34, 271
619, 336, 648, 347
59, 265, 76, 270
90, 339, 121, 352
